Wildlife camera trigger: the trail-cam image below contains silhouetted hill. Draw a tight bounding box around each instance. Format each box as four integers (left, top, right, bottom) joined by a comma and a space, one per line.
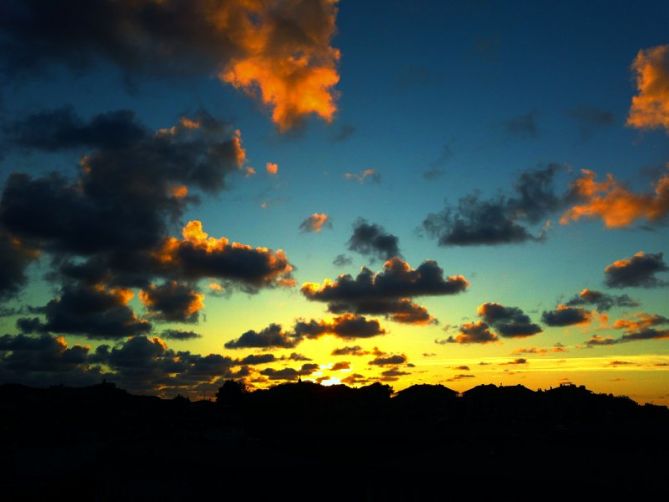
1, 382, 667, 499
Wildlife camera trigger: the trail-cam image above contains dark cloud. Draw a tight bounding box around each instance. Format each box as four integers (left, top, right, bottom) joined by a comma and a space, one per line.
160, 329, 201, 340
0, 0, 341, 131
568, 106, 615, 139
331, 345, 369, 356
604, 252, 668, 288
42, 284, 151, 339
238, 354, 276, 366
423, 164, 569, 246
224, 324, 298, 350
368, 354, 408, 366
477, 302, 542, 337
444, 321, 498, 344
333, 254, 353, 267
140, 281, 203, 323
260, 363, 319, 381
500, 358, 528, 365
3, 107, 146, 151
286, 352, 312, 362
379, 367, 410, 381
541, 305, 591, 327
331, 124, 355, 142
616, 313, 669, 343
1, 109, 245, 257
348, 219, 401, 261
565, 288, 639, 312
331, 361, 350, 371
503, 112, 539, 138
0, 230, 38, 300
329, 314, 386, 339
0, 333, 99, 387
585, 335, 618, 347
447, 374, 475, 382
302, 258, 468, 325
423, 143, 453, 180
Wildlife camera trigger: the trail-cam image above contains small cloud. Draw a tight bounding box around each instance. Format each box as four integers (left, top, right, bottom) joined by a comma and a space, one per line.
503, 111, 539, 139
266, 162, 279, 175
344, 168, 381, 184
299, 213, 332, 233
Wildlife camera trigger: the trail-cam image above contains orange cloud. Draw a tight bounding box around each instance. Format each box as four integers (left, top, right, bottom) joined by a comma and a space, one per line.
218, 0, 340, 130
560, 169, 669, 227
266, 162, 279, 175
627, 45, 669, 132
299, 213, 331, 233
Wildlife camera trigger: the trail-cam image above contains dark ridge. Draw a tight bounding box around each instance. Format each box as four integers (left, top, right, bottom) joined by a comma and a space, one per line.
1, 381, 667, 498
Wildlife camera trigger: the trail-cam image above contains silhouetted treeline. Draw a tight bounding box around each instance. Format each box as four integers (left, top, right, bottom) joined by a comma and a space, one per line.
1, 381, 667, 499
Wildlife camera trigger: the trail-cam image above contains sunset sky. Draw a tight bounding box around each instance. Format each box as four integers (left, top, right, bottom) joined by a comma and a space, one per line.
1, 0, 668, 404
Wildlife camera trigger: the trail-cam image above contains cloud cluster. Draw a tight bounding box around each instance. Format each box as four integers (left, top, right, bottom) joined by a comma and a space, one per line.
302, 257, 468, 324
0, 110, 295, 339
224, 314, 386, 349
423, 165, 568, 246
586, 313, 669, 346
344, 169, 381, 184
0, 0, 341, 130
565, 288, 638, 312
604, 252, 668, 288
627, 45, 669, 132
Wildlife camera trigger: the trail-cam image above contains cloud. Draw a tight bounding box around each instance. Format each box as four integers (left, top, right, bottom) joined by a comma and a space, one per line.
344, 169, 381, 184
503, 112, 539, 138
238, 354, 276, 366
3, 107, 146, 151
225, 314, 386, 350
41, 284, 151, 339
266, 162, 279, 175
0, 110, 249, 290
604, 251, 668, 288
302, 257, 468, 324
368, 354, 408, 366
423, 164, 568, 246
560, 169, 669, 228
615, 313, 669, 342
444, 321, 498, 344
477, 302, 542, 337
500, 358, 528, 366
379, 367, 410, 381
423, 143, 453, 180
333, 254, 353, 267
627, 45, 669, 132
299, 213, 332, 233
512, 344, 567, 355
331, 345, 369, 356
565, 288, 639, 312
160, 329, 202, 340
585, 314, 669, 345
568, 106, 615, 139
0, 0, 341, 131
585, 335, 618, 347
541, 305, 591, 327
332, 124, 355, 142
139, 281, 204, 323
0, 231, 39, 300
260, 364, 319, 381
154, 220, 295, 290
224, 323, 298, 350
447, 374, 475, 382
331, 361, 350, 371
0, 333, 99, 387
348, 219, 401, 261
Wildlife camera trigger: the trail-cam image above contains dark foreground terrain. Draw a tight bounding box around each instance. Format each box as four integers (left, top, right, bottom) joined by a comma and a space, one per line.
1, 381, 667, 500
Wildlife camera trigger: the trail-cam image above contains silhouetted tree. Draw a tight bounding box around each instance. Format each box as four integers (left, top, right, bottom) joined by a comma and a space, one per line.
216, 379, 248, 406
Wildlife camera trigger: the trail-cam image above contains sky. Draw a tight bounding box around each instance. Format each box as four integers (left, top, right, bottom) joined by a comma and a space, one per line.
1, 0, 668, 403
